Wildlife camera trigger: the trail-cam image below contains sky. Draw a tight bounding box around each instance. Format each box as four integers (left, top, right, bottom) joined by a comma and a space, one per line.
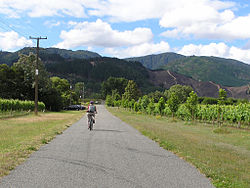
0, 0, 250, 64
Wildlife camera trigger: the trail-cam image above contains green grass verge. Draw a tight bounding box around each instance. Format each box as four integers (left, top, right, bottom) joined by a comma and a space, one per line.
0, 111, 31, 119
108, 107, 250, 188
0, 110, 84, 178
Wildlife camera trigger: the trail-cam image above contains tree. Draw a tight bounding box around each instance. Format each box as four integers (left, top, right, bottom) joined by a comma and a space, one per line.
101, 77, 128, 98
185, 91, 198, 121
134, 102, 139, 112
50, 77, 78, 107
128, 99, 135, 111
111, 89, 121, 101
50, 77, 70, 94
218, 88, 227, 105
105, 95, 113, 106
40, 87, 63, 111
167, 92, 181, 118
146, 99, 155, 115
75, 82, 85, 100
157, 97, 165, 116
12, 53, 50, 101
147, 90, 166, 103
122, 80, 141, 101
0, 64, 16, 99
168, 85, 193, 103
141, 95, 150, 112
201, 97, 218, 105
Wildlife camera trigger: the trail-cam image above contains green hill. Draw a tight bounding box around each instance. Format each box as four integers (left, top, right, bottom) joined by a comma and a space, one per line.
125, 52, 184, 70
163, 56, 250, 87
0, 48, 157, 93
1, 49, 249, 97
45, 57, 152, 89
125, 52, 250, 87
0, 47, 101, 66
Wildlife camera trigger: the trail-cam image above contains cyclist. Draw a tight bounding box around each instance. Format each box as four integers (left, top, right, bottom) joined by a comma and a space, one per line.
87, 101, 97, 129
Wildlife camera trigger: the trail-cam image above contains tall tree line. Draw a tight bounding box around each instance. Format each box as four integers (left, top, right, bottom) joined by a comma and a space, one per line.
0, 53, 83, 111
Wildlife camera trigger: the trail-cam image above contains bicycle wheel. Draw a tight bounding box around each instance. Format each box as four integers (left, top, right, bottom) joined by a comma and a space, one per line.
89, 118, 93, 131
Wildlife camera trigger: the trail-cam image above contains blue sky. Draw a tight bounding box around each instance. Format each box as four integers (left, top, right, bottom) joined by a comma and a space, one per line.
0, 0, 250, 64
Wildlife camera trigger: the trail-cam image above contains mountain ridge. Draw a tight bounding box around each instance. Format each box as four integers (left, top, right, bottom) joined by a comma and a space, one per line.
0, 47, 101, 66
125, 52, 184, 70
125, 52, 250, 87
0, 48, 249, 99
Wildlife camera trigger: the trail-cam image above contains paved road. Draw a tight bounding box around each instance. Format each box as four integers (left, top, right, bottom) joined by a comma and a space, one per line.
0, 105, 214, 188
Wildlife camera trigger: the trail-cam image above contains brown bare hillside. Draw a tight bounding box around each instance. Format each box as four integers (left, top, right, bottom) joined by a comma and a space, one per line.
149, 70, 250, 100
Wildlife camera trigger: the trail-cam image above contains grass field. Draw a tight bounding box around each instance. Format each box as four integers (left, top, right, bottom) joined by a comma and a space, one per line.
108, 107, 250, 188
0, 111, 84, 178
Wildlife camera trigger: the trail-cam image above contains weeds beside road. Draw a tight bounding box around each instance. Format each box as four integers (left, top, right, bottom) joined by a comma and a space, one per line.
108, 107, 250, 188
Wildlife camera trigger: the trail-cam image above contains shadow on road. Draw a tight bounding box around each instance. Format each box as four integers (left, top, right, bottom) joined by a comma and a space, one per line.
93, 129, 124, 133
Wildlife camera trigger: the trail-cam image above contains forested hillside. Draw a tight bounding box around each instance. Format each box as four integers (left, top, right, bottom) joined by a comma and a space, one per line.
0, 47, 101, 66
125, 52, 184, 70
162, 56, 250, 87
126, 52, 250, 87
45, 57, 155, 93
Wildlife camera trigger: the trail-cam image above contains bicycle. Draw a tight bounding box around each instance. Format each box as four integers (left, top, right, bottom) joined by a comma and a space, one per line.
87, 112, 95, 131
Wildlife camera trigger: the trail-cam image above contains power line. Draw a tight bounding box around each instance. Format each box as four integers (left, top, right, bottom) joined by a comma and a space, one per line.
0, 17, 42, 44
0, 18, 28, 38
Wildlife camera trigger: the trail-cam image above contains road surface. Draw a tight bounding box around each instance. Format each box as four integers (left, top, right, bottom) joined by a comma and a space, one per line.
0, 105, 214, 188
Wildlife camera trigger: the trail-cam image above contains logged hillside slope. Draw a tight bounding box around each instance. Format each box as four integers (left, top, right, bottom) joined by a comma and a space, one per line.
44, 56, 250, 99
125, 52, 184, 70
0, 47, 101, 66
149, 70, 250, 100
163, 56, 250, 87
126, 52, 250, 87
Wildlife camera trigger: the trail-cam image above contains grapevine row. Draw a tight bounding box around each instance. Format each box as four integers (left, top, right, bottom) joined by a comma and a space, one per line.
107, 97, 250, 127
0, 98, 45, 112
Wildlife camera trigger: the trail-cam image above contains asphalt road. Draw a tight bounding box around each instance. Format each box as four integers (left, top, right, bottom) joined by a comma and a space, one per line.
0, 105, 214, 188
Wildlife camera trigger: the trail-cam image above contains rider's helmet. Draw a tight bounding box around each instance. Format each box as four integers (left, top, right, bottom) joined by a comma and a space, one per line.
90, 101, 94, 104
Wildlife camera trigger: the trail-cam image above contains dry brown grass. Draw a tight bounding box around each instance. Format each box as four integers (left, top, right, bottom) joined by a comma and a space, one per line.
0, 111, 84, 178
7, 112, 75, 123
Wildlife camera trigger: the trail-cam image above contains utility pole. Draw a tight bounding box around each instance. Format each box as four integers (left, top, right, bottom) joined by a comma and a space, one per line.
70, 85, 72, 105
83, 84, 84, 101
29, 36, 47, 115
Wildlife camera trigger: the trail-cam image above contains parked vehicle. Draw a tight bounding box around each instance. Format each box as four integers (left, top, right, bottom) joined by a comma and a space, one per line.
63, 105, 85, 111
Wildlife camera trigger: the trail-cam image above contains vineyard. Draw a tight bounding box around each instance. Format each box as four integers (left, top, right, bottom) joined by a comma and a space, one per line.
176, 103, 249, 126
106, 93, 250, 128
0, 98, 45, 116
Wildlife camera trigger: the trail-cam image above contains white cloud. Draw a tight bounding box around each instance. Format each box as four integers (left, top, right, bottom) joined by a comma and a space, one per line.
216, 14, 250, 39
88, 0, 167, 22
178, 42, 250, 64
54, 19, 153, 49
159, 0, 250, 40
104, 41, 170, 58
1, 0, 249, 42
0, 0, 235, 23
0, 0, 87, 18
88, 0, 235, 24
229, 46, 250, 64
44, 20, 61, 28
0, 31, 33, 51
